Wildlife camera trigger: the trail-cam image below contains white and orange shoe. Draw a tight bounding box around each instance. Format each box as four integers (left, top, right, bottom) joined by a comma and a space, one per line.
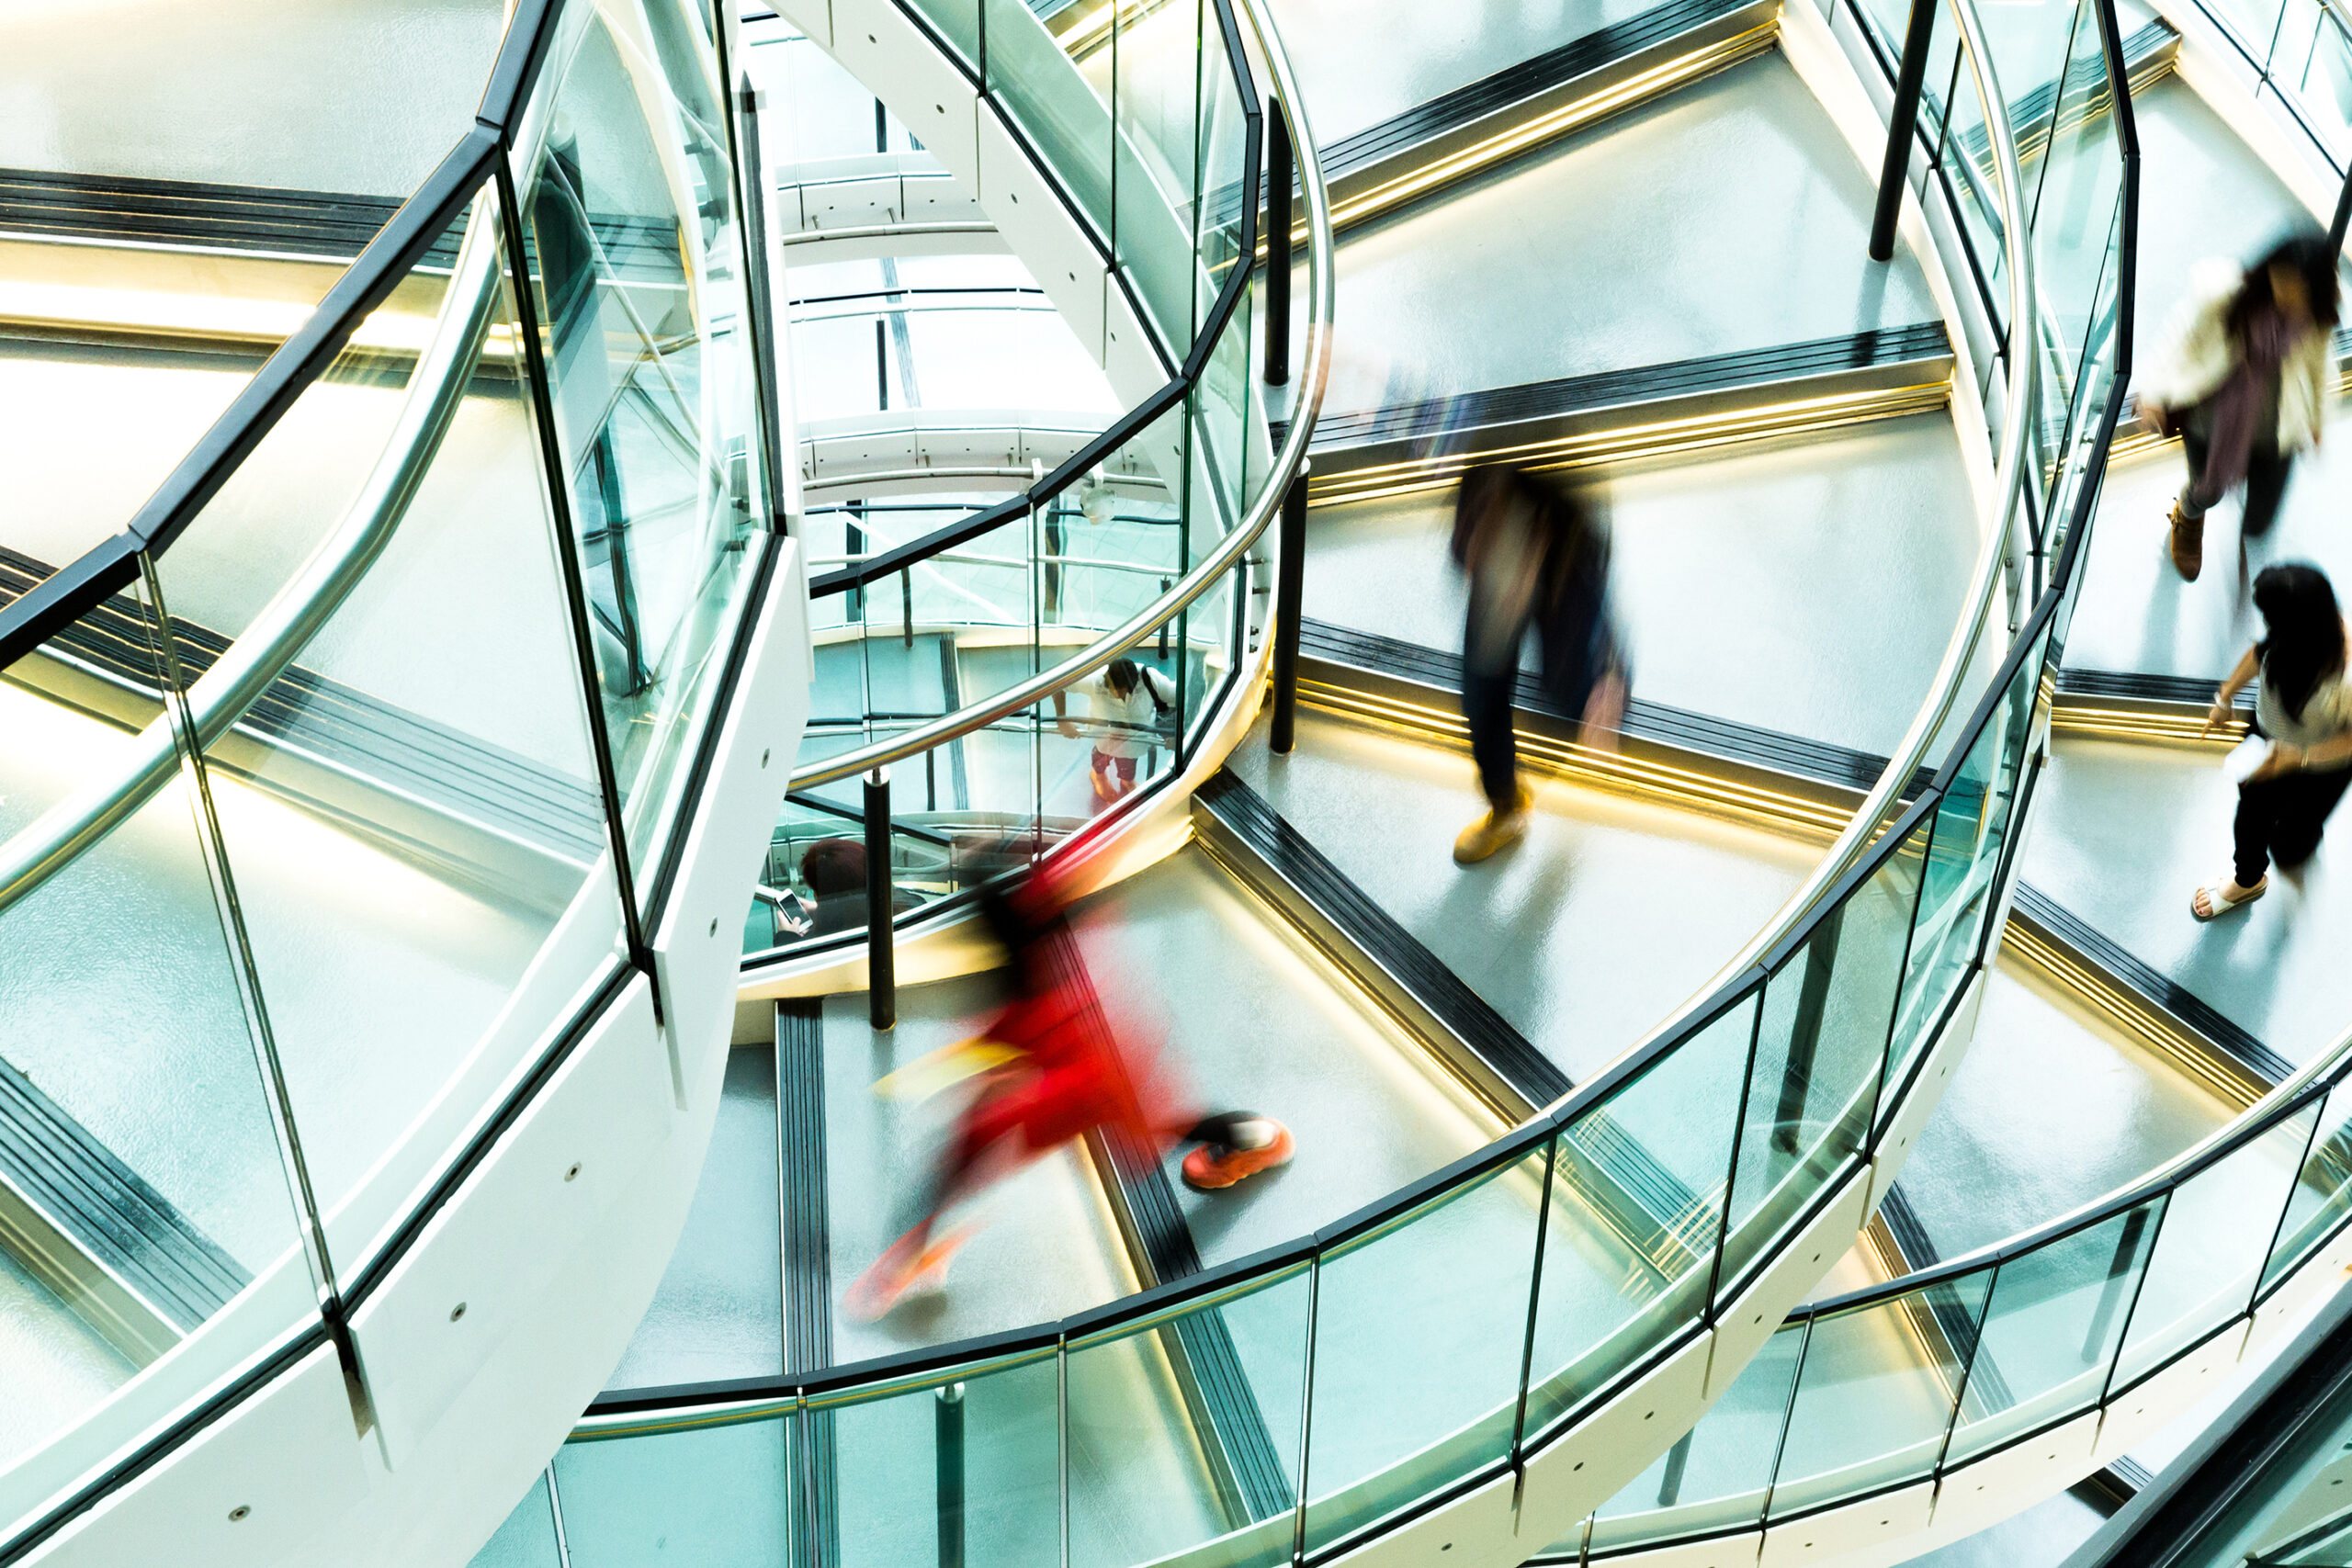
844, 1225, 975, 1319
1181, 1119, 1295, 1191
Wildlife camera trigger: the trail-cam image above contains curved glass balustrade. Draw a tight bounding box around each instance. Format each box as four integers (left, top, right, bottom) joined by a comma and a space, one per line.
0, 0, 777, 1547
481, 0, 2147, 1557
740, 0, 1275, 961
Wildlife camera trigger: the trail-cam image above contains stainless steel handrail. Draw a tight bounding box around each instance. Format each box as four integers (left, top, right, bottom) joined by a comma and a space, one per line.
785, 4, 1336, 793
1568, 0, 2037, 1111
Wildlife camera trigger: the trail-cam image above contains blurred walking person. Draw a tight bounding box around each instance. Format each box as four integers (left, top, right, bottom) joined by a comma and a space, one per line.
1450, 464, 1628, 864
2194, 564, 2352, 919
847, 861, 1292, 1318
2143, 231, 2340, 581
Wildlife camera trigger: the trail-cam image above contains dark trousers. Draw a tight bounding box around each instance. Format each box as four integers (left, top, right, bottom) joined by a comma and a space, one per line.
2235, 766, 2352, 886
1463, 659, 1520, 812
2181, 425, 2293, 537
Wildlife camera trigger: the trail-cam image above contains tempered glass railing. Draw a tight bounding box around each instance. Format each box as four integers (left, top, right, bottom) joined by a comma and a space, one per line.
740, 0, 1275, 962
2179, 0, 2352, 167
482, 0, 2098, 1562
0, 0, 778, 1546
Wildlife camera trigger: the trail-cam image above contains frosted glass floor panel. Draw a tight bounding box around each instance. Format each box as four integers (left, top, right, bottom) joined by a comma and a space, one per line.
0, 0, 502, 195
0, 1249, 134, 1477
0, 687, 561, 1266
1226, 711, 1818, 1082
604, 1045, 785, 1393
1072, 850, 1501, 1266
1303, 416, 1981, 757
2018, 738, 2352, 1068
822, 979, 1131, 1367
1310, 55, 1939, 412
1893, 958, 2234, 1263
1262, 0, 1661, 144
2063, 423, 2352, 686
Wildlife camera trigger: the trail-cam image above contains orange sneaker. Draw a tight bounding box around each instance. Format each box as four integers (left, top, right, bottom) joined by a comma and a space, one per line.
845, 1226, 974, 1319
1182, 1120, 1295, 1190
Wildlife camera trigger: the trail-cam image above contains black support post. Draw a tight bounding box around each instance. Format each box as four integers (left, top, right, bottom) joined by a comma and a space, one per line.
865, 768, 896, 1030
1269, 467, 1309, 754
1264, 98, 1294, 388
1870, 0, 1939, 263
936, 1382, 966, 1568
2332, 160, 2352, 261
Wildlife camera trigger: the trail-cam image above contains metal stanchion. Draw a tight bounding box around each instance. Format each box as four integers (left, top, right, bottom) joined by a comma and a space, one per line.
864, 767, 895, 1030
936, 1382, 966, 1568
1870, 0, 1939, 262
1269, 465, 1309, 754
1265, 97, 1295, 386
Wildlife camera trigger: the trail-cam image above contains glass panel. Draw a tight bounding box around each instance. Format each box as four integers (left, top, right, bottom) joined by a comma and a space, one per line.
0, 586, 312, 1518
156, 188, 628, 1274
1304, 1148, 1547, 1553
1523, 990, 1757, 1438
987, 0, 1115, 241
553, 1414, 793, 1565
1889, 627, 2046, 1100
1939, 16, 2011, 343
1194, 17, 1251, 346
909, 0, 981, 73
2120, 1108, 2317, 1387
1722, 840, 1916, 1286
1766, 1269, 1990, 1518
1113, 0, 1204, 350
831, 1352, 1060, 1568
1946, 1202, 2157, 1462
469, 1471, 565, 1568
1587, 1320, 1807, 1550
2267, 1082, 2352, 1292
514, 5, 763, 898
1068, 1267, 1308, 1568
1195, 300, 1255, 537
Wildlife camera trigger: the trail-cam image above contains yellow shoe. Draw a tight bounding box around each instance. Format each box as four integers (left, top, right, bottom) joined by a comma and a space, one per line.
1453, 788, 1532, 864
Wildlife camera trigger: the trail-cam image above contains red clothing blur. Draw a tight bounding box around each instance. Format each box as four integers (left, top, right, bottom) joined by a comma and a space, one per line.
960, 964, 1173, 1158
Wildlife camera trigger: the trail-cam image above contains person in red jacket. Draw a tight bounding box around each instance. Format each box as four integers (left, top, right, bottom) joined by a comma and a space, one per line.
847, 862, 1292, 1319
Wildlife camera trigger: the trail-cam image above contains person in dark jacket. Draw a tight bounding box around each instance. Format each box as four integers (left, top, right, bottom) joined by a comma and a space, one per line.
1449, 464, 1627, 863
801, 837, 871, 936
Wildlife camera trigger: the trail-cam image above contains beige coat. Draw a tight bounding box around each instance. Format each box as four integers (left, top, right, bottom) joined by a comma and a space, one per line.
2143, 258, 2335, 455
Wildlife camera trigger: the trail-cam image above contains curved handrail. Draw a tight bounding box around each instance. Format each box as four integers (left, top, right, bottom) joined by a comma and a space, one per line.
784, 2, 1337, 792
637, 0, 2043, 1431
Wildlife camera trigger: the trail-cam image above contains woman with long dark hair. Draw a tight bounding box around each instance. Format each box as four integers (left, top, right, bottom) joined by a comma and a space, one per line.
2195, 564, 2352, 919
2143, 231, 2340, 581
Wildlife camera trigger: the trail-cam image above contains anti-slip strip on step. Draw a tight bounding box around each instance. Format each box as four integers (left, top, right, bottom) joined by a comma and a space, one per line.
2011, 885, 2290, 1089
0, 547, 605, 863
1196, 771, 1572, 1106
0, 165, 680, 275
1287, 323, 1951, 455
1317, 0, 1770, 175
1299, 619, 1904, 796
0, 1054, 248, 1336
2058, 668, 2237, 708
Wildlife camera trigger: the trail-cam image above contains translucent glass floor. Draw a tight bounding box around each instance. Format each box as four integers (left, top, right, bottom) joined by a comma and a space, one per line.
1297, 53, 1939, 411
1262, 0, 1661, 145
1300, 414, 1981, 759
0, 0, 504, 194
1225, 709, 1819, 1083
1899, 1489, 2107, 1566
2017, 736, 2352, 1068
1889, 955, 2236, 1263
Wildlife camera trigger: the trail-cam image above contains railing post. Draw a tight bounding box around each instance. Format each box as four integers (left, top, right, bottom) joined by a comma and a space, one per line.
1269, 465, 1309, 754
865, 767, 896, 1030
937, 1381, 966, 1568
2331, 160, 2352, 260
1871, 0, 1939, 263
1265, 97, 1295, 387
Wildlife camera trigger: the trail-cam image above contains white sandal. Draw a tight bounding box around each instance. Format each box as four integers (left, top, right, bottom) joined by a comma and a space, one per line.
2191, 874, 2267, 921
